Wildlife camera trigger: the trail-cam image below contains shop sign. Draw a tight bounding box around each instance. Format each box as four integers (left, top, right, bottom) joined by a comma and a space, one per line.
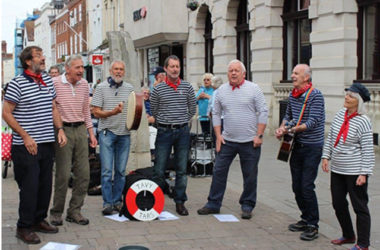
92, 54, 103, 65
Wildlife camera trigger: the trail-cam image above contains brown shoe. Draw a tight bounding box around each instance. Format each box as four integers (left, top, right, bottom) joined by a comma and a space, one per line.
16, 227, 41, 244
32, 220, 58, 234
66, 213, 89, 225
176, 203, 189, 216
50, 214, 63, 226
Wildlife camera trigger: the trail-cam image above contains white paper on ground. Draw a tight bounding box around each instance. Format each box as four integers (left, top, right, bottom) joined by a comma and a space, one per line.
40, 242, 80, 250
104, 213, 129, 222
158, 211, 179, 221
213, 214, 239, 222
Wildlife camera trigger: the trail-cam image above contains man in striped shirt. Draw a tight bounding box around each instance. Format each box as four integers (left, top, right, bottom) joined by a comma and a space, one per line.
150, 55, 196, 216
50, 55, 97, 226
275, 64, 325, 241
198, 59, 268, 220
91, 61, 134, 215
2, 46, 67, 244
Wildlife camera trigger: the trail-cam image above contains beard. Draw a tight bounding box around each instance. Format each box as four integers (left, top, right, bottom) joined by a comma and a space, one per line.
111, 75, 123, 83
31, 62, 43, 74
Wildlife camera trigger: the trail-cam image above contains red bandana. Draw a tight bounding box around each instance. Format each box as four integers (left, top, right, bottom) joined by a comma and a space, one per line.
165, 77, 181, 91
230, 79, 245, 91
292, 82, 312, 98
24, 70, 47, 87
334, 110, 358, 147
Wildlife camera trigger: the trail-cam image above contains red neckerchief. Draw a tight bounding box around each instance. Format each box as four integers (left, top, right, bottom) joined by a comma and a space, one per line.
334, 110, 358, 147
292, 82, 312, 98
24, 69, 47, 87
165, 77, 180, 91
230, 79, 245, 91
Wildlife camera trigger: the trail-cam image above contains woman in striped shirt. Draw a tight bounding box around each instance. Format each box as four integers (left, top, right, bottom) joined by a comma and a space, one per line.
322, 83, 374, 250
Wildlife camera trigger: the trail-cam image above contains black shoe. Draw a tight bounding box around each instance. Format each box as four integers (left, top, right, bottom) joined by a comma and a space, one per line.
197, 206, 220, 215
102, 205, 113, 215
241, 210, 252, 220
288, 220, 308, 232
176, 203, 189, 216
300, 226, 319, 241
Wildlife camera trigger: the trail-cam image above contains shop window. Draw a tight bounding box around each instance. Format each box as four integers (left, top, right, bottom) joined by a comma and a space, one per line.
281, 0, 311, 80
236, 0, 252, 80
356, 0, 380, 81
204, 11, 213, 73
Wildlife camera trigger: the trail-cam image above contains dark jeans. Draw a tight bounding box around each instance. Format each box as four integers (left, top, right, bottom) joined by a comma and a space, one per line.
331, 172, 371, 248
289, 142, 322, 227
153, 125, 190, 203
206, 140, 261, 212
12, 143, 54, 228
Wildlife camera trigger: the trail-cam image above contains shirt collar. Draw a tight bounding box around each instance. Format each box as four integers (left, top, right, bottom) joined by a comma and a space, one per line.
62, 73, 82, 85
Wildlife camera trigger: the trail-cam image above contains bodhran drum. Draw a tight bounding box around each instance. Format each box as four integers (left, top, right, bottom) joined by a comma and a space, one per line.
126, 91, 144, 130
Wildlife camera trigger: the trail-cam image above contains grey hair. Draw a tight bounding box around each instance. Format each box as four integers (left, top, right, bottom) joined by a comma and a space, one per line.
110, 60, 126, 69
211, 76, 223, 89
202, 73, 214, 82
65, 54, 83, 68
349, 91, 367, 115
227, 59, 246, 73
297, 64, 312, 80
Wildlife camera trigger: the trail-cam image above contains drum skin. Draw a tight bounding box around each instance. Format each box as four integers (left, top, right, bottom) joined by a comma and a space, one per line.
126, 91, 144, 130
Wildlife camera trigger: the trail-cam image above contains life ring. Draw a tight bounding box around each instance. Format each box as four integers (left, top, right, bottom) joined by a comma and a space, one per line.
125, 179, 165, 221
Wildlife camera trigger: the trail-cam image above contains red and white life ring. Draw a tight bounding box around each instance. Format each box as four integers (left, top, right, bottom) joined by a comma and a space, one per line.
125, 179, 165, 221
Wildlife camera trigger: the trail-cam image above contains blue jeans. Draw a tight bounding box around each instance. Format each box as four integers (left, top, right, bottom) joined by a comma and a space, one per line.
99, 130, 131, 207
289, 142, 322, 227
206, 140, 261, 212
153, 125, 190, 203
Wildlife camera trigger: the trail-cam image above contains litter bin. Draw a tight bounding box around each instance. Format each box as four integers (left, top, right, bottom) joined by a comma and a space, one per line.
279, 99, 289, 126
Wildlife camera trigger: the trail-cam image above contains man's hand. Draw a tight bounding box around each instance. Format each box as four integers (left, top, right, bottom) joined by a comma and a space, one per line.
89, 134, 97, 148
275, 127, 286, 139
23, 134, 38, 155
57, 129, 67, 147
112, 102, 123, 115
253, 136, 262, 148
322, 159, 329, 173
215, 135, 225, 153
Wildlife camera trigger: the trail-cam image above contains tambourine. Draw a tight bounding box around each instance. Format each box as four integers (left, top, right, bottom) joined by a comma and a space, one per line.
126, 91, 144, 130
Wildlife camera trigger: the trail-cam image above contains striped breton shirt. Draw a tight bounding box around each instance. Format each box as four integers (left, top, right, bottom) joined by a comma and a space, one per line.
283, 88, 325, 146
4, 72, 56, 145
53, 74, 92, 129
322, 108, 374, 175
150, 80, 196, 124
91, 80, 134, 135
212, 80, 268, 143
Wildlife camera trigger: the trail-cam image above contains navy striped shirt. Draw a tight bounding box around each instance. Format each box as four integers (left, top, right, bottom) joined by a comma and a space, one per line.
150, 80, 196, 124
322, 108, 374, 175
283, 88, 325, 146
4, 72, 56, 145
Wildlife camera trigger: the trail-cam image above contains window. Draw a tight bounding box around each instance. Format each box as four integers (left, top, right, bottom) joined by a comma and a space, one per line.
79, 32, 83, 52
75, 35, 78, 54
70, 36, 73, 55
79, 4, 82, 22
356, 0, 380, 81
204, 10, 213, 73
236, 0, 251, 80
281, 0, 311, 80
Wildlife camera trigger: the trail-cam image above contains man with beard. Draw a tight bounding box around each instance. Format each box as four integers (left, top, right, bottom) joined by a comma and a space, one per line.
2, 46, 67, 244
91, 60, 134, 215
49, 55, 97, 226
150, 55, 196, 216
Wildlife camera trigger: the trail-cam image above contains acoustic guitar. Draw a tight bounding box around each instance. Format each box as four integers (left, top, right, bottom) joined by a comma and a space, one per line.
277, 122, 295, 162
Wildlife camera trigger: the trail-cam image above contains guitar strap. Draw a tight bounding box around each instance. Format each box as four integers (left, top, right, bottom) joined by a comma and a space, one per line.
295, 87, 314, 126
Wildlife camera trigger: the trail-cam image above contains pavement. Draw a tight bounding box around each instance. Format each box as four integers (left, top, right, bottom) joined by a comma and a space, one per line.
1, 135, 379, 250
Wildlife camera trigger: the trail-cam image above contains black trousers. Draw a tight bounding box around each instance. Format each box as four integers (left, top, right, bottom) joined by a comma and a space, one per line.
331, 172, 371, 247
12, 143, 54, 228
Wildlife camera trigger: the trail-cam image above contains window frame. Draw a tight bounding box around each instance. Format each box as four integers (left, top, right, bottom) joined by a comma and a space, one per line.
204, 10, 214, 74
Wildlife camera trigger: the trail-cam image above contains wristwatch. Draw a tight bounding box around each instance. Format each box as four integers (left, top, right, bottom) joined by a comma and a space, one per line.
57, 127, 64, 131
257, 134, 263, 139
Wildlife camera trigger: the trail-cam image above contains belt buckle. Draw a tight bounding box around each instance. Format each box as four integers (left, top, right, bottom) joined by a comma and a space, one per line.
170, 124, 176, 129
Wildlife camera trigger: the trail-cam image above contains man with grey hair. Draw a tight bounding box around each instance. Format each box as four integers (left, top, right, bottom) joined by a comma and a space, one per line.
275, 63, 325, 241
198, 59, 268, 220
50, 55, 97, 226
91, 60, 134, 215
